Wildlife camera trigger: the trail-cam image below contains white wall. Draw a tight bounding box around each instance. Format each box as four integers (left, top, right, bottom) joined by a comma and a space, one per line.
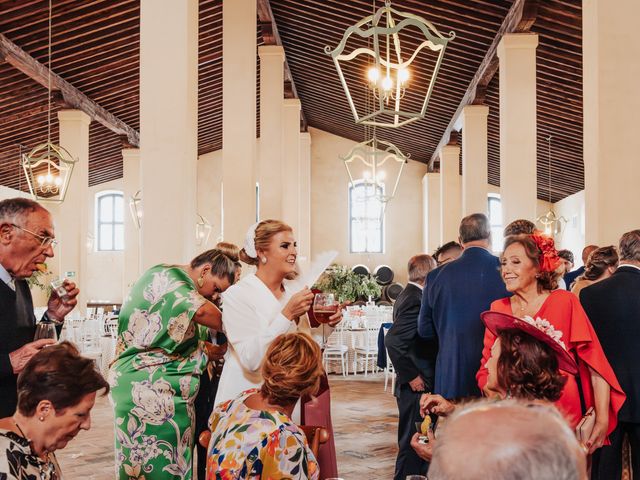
86, 179, 124, 304
309, 128, 428, 285
554, 190, 586, 266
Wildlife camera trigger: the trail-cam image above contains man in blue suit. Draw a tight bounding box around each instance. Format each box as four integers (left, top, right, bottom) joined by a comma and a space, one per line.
418, 213, 509, 399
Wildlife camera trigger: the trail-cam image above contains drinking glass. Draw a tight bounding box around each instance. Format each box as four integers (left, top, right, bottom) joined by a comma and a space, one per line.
34, 321, 58, 341
50, 277, 68, 299
312, 292, 339, 347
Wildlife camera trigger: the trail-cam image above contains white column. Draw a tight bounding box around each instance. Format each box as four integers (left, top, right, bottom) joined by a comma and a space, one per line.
298, 131, 311, 263
583, 0, 640, 244
461, 104, 489, 216
258, 45, 285, 221
57, 109, 91, 311
440, 145, 462, 244
498, 33, 538, 226
282, 99, 301, 233
140, 0, 198, 268
222, 0, 256, 243
122, 148, 140, 300
422, 172, 441, 253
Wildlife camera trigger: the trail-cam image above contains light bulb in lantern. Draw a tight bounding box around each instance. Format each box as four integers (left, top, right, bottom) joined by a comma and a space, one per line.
37, 175, 45, 185
367, 67, 380, 83
45, 173, 53, 183
54, 177, 62, 186
544, 225, 552, 236
362, 170, 371, 182
382, 76, 393, 91
376, 170, 386, 181
398, 68, 409, 84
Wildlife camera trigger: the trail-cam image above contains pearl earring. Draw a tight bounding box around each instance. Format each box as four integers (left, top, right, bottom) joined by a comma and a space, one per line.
261, 257, 267, 264
39, 416, 44, 422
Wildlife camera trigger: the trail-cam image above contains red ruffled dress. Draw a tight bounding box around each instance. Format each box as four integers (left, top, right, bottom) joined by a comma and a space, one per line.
476, 290, 625, 435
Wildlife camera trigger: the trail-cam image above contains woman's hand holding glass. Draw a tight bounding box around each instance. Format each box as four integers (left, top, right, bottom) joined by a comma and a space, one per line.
282, 287, 315, 321
419, 393, 455, 417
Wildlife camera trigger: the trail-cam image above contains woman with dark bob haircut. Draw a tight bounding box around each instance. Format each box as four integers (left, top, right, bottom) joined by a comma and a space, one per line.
412, 309, 578, 462
0, 341, 109, 479
476, 233, 625, 454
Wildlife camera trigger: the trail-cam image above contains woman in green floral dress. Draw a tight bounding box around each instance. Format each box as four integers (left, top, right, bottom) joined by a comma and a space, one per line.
109, 249, 239, 480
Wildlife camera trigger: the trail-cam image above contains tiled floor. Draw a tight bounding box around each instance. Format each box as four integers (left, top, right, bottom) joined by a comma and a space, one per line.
57, 372, 399, 479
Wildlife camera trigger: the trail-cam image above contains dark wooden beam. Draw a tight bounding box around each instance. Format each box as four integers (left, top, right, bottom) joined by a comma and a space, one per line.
429, 0, 538, 170
257, 0, 308, 131
0, 33, 140, 147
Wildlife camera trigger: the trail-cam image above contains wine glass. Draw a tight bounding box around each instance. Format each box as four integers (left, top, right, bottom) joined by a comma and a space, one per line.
312, 292, 339, 347
34, 321, 58, 341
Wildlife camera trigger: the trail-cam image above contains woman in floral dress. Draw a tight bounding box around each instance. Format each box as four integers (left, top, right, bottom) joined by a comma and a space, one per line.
207, 332, 324, 479
109, 249, 238, 480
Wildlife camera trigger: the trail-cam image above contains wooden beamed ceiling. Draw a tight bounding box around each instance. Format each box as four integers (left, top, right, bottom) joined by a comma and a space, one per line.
0, 0, 583, 203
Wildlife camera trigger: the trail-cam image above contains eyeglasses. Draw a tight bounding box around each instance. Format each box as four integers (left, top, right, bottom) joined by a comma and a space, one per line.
11, 224, 58, 248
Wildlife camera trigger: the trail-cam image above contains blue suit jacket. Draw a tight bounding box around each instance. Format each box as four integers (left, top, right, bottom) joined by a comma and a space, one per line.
417, 247, 509, 399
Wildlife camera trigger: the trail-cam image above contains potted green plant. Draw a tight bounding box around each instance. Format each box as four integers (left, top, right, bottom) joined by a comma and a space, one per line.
315, 264, 381, 303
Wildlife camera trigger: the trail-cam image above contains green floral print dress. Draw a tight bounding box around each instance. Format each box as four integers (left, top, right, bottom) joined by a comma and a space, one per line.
109, 265, 209, 480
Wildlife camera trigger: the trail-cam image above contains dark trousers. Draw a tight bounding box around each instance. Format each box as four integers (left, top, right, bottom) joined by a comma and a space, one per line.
394, 383, 428, 480
591, 421, 640, 480
195, 371, 221, 480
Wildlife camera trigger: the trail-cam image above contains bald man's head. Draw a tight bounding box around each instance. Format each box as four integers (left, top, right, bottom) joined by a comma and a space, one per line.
428, 400, 587, 480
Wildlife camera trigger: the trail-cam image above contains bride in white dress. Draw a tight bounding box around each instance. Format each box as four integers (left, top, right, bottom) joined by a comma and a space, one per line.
214, 219, 341, 478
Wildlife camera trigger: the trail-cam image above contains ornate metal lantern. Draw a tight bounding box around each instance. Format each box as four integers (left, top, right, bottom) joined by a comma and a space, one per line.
129, 190, 143, 229
21, 0, 78, 203
536, 136, 567, 237
341, 136, 408, 204
21, 143, 76, 202
325, 0, 454, 128
195, 214, 212, 246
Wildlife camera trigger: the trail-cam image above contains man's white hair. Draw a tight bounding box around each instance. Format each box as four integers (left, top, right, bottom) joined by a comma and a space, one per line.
428, 399, 586, 480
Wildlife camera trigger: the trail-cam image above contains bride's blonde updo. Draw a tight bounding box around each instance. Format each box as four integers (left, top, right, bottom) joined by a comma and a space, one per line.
239, 219, 293, 266
260, 332, 324, 407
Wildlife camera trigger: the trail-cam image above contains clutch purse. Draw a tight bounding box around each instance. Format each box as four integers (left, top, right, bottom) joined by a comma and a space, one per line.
575, 407, 596, 445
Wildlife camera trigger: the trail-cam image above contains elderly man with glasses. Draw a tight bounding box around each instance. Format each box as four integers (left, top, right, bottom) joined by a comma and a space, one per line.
0, 197, 79, 417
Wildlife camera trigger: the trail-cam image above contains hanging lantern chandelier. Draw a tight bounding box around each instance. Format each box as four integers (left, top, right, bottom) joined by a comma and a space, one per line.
325, 0, 455, 128
536, 136, 567, 237
195, 214, 212, 246
21, 0, 76, 203
341, 136, 409, 204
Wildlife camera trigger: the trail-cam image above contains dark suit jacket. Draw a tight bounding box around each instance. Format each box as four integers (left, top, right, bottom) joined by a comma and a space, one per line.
385, 283, 437, 391
417, 247, 509, 399
564, 266, 585, 290
0, 279, 37, 417
580, 265, 640, 422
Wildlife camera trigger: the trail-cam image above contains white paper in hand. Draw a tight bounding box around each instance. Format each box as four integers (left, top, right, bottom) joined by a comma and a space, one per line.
289, 250, 338, 292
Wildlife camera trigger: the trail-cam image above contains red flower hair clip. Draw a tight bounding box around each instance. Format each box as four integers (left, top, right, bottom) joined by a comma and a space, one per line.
531, 233, 562, 273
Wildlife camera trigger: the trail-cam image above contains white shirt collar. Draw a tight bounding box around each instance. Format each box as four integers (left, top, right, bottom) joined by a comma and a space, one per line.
618, 263, 640, 272
408, 281, 424, 291
0, 263, 15, 290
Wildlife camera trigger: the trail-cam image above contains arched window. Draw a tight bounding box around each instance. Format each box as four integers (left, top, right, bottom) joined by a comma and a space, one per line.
349, 180, 384, 253
488, 193, 503, 253
96, 191, 124, 251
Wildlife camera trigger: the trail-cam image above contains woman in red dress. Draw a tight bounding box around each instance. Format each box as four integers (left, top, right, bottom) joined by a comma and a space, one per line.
476, 233, 625, 454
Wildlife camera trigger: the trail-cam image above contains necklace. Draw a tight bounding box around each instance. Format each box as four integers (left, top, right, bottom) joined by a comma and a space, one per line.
13, 417, 52, 473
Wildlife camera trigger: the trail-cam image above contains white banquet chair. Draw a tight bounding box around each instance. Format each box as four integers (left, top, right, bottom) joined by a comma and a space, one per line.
352, 324, 380, 376
323, 322, 349, 376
